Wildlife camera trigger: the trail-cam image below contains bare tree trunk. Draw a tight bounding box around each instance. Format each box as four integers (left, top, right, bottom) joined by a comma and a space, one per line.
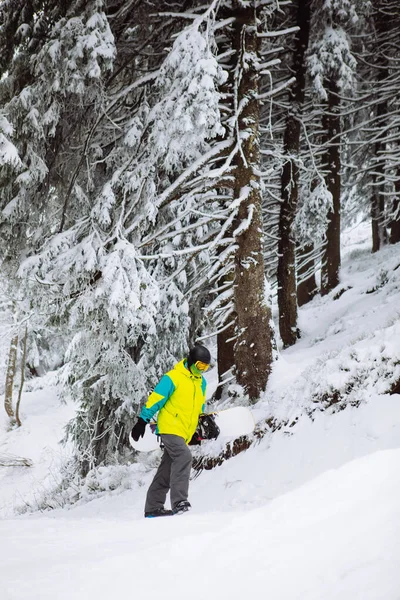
297, 243, 317, 306
4, 334, 18, 420
389, 199, 400, 245
371, 5, 390, 252
213, 41, 237, 399
371, 179, 388, 252
371, 91, 388, 252
15, 327, 28, 427
214, 320, 235, 401
277, 0, 310, 348
277, 0, 311, 347
389, 164, 400, 244
321, 78, 341, 295
232, 2, 273, 401
278, 128, 298, 345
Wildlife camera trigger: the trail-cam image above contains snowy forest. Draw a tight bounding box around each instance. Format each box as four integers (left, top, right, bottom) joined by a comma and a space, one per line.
1, 0, 400, 479
1, 1, 400, 597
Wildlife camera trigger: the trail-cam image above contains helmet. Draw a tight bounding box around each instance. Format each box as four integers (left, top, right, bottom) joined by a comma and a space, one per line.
187, 345, 211, 368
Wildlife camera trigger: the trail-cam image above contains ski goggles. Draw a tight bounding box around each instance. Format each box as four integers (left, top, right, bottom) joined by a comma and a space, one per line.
195, 360, 210, 372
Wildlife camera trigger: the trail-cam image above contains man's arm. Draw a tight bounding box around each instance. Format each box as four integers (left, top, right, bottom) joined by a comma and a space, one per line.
201, 376, 207, 413
139, 374, 175, 422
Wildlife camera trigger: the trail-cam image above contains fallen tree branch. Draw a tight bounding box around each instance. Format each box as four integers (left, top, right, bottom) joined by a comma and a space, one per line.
0, 452, 33, 467
191, 417, 282, 475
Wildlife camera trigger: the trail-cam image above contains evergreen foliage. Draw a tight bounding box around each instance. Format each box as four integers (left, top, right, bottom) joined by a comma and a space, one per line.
0, 0, 399, 475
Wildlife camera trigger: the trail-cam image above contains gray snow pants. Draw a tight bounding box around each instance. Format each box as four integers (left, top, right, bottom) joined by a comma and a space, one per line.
144, 434, 192, 512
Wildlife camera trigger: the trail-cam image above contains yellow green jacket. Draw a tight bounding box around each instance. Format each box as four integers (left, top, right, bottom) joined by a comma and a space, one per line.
140, 359, 207, 443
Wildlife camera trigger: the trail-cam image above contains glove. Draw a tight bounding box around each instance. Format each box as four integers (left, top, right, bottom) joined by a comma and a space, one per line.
131, 417, 147, 441
189, 431, 202, 446
198, 414, 220, 440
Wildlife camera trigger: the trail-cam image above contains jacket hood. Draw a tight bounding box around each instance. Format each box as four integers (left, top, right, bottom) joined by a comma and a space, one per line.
174, 359, 202, 379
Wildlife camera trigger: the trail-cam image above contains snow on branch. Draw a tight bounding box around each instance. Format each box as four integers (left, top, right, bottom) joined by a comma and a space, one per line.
109, 70, 160, 103
157, 139, 233, 209
213, 17, 236, 32
0, 115, 22, 169
257, 77, 296, 100
140, 185, 243, 263
154, 12, 202, 19
138, 242, 212, 261
257, 58, 281, 72
257, 26, 300, 38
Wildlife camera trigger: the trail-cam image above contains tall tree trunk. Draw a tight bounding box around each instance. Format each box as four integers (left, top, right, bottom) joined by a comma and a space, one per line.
232, 2, 273, 401
297, 243, 317, 306
371, 4, 390, 252
389, 172, 400, 243
277, 0, 311, 347
213, 232, 236, 401
371, 178, 387, 252
321, 78, 341, 295
371, 94, 389, 252
214, 320, 236, 401
15, 327, 28, 427
390, 200, 400, 244
4, 334, 18, 420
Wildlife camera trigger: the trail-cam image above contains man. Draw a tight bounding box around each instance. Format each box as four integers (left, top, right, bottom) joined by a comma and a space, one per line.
130, 344, 211, 517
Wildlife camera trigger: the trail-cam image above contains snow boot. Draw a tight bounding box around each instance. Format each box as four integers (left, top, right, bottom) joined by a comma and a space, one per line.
144, 508, 173, 518
173, 500, 191, 515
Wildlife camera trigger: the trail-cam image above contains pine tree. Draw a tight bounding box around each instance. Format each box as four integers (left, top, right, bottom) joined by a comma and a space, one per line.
0, 0, 159, 471
138, 2, 287, 401
0, 0, 301, 470
228, 1, 273, 398
307, 0, 359, 294
0, 0, 233, 470
364, 0, 400, 250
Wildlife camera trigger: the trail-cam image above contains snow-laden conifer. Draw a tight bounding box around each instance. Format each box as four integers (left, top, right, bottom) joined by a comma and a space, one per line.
306, 0, 361, 294
12, 7, 228, 472
352, 0, 400, 248
0, 115, 21, 170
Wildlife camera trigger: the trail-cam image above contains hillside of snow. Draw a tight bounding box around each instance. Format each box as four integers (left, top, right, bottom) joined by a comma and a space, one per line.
1, 221, 400, 599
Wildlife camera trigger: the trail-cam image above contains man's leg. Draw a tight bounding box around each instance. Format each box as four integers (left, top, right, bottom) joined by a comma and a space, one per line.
144, 449, 172, 513
160, 434, 192, 509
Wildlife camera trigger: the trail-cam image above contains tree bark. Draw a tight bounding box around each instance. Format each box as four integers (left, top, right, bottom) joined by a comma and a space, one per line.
297, 243, 317, 306
214, 38, 237, 399
277, 0, 311, 346
389, 185, 400, 245
371, 179, 387, 252
15, 327, 28, 427
214, 320, 236, 401
371, 91, 389, 252
321, 78, 341, 295
232, 2, 273, 401
4, 334, 18, 420
371, 3, 390, 252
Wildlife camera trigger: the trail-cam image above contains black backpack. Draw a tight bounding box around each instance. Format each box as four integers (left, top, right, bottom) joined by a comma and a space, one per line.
189, 413, 220, 445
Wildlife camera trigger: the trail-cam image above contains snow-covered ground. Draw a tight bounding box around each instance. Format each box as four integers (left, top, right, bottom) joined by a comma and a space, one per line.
1, 221, 400, 599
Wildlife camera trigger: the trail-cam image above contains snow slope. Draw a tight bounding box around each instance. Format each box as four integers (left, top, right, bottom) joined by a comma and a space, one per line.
0, 375, 75, 517
1, 221, 400, 599
1, 447, 399, 600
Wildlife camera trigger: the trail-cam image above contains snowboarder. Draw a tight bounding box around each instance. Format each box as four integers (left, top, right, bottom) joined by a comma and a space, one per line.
130, 344, 211, 518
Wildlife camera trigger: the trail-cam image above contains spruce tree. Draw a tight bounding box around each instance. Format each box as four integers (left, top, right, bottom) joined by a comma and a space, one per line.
307, 0, 360, 295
